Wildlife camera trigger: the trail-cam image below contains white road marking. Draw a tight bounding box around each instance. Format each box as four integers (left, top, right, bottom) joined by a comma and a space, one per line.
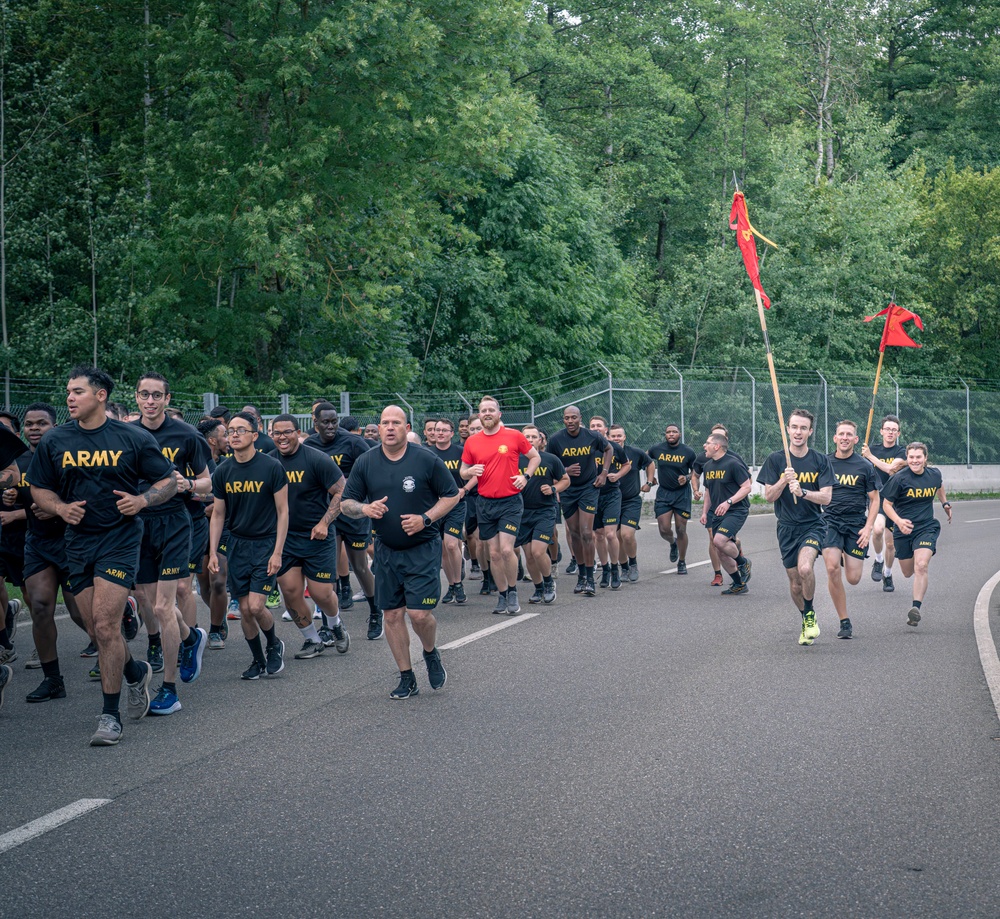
973, 570, 1000, 724
440, 614, 540, 651
0, 799, 111, 856
964, 518, 1000, 524
659, 559, 712, 576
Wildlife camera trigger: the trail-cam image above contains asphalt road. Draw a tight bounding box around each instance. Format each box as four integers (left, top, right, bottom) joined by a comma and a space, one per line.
2, 501, 1000, 918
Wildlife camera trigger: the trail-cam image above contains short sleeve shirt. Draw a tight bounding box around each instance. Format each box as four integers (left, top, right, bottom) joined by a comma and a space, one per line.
826, 452, 878, 526
272, 444, 344, 535
519, 451, 567, 509
212, 450, 287, 539
757, 448, 834, 526
461, 427, 533, 499
881, 466, 943, 527
701, 451, 751, 509
546, 428, 610, 489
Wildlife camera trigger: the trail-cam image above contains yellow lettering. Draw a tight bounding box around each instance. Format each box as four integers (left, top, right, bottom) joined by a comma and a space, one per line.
797, 472, 819, 484
905, 487, 936, 499
836, 474, 859, 487
560, 447, 591, 458
286, 470, 305, 484
162, 447, 180, 463
705, 470, 725, 480
104, 567, 127, 579
62, 450, 123, 468
533, 466, 548, 477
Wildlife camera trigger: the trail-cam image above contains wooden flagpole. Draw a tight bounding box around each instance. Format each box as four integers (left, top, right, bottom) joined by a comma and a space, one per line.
863, 347, 885, 446
753, 286, 794, 474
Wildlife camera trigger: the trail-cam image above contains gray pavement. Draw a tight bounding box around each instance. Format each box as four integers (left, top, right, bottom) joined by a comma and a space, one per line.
2, 502, 1000, 917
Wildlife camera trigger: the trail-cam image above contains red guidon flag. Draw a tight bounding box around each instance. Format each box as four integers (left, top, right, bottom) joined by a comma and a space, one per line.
864, 303, 924, 351
729, 191, 778, 308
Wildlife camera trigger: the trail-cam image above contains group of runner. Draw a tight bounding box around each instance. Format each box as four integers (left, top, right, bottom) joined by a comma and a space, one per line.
0, 372, 951, 744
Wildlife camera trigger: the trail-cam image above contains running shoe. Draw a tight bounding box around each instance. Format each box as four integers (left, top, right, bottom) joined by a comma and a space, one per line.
542, 579, 557, 604
423, 648, 447, 691
628, 562, 639, 582
468, 561, 482, 581
5, 598, 22, 641
339, 584, 354, 610
318, 626, 335, 648
837, 618, 853, 639
227, 598, 241, 620
0, 663, 10, 709
454, 583, 467, 605
566, 558, 578, 575
90, 714, 123, 746
367, 609, 384, 640
147, 643, 164, 674
506, 590, 521, 616
721, 583, 748, 595
331, 624, 350, 654
352, 588, 367, 602
26, 675, 66, 702
241, 659, 265, 680
738, 558, 752, 584
599, 567, 611, 589
803, 610, 820, 640
573, 575, 586, 595
179, 627, 207, 683
583, 577, 596, 597
517, 559, 525, 582
870, 560, 884, 582
389, 672, 419, 700
294, 639, 325, 660
125, 661, 153, 719
265, 640, 285, 676
798, 622, 814, 646
492, 595, 507, 615
265, 589, 282, 610
442, 585, 457, 604
120, 596, 139, 641
479, 579, 492, 596
0, 644, 15, 665
883, 574, 895, 593
676, 560, 688, 575
25, 647, 41, 669
80, 641, 98, 658
149, 685, 182, 715
710, 573, 724, 587
208, 631, 225, 650
528, 586, 544, 605
669, 542, 679, 563
219, 619, 229, 641
88, 664, 101, 681
281, 610, 294, 621
610, 567, 621, 590
907, 606, 921, 627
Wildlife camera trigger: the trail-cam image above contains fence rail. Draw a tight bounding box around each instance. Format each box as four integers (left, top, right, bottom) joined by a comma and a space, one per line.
4, 365, 996, 466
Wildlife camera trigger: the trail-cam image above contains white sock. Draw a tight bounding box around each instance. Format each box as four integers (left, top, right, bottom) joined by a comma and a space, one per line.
884, 565, 892, 577
299, 624, 320, 642
875, 552, 884, 563
326, 613, 342, 628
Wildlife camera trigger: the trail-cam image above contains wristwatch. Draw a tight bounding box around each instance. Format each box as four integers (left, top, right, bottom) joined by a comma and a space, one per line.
421, 513, 432, 528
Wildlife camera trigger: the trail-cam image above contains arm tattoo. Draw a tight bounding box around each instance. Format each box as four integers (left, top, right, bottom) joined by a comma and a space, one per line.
144, 477, 179, 508
341, 498, 365, 519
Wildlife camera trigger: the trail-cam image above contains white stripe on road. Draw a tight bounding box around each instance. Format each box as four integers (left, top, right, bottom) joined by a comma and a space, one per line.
0, 799, 111, 856
964, 518, 1000, 524
973, 570, 1000, 725
440, 614, 540, 651
659, 559, 712, 576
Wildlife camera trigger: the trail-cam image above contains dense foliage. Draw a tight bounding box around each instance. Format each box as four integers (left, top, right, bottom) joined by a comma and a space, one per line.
2, 0, 1000, 397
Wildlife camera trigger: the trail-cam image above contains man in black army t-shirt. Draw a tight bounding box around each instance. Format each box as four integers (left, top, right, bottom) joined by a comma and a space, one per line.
342, 405, 459, 700
647, 424, 697, 575
609, 424, 654, 583
209, 412, 289, 681
699, 432, 753, 596
861, 414, 907, 592
30, 366, 176, 746
433, 418, 472, 605
588, 417, 631, 590
757, 409, 834, 647
270, 414, 350, 660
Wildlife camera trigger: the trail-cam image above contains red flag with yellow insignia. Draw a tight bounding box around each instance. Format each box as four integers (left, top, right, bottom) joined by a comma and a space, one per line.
729, 191, 777, 308
864, 303, 923, 351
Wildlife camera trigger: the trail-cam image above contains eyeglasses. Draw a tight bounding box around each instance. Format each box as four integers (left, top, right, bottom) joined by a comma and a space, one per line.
272, 430, 297, 439
137, 391, 167, 401
227, 427, 254, 437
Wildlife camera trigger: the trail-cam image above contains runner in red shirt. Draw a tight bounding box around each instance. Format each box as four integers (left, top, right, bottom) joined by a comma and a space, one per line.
461, 397, 539, 614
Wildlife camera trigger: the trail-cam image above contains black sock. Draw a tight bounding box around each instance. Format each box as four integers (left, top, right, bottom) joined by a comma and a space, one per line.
339, 575, 351, 591
366, 595, 377, 614
913, 600, 922, 609
123, 656, 144, 684
41, 658, 61, 680
735, 555, 746, 566
400, 668, 415, 680
262, 624, 277, 648
247, 634, 265, 664
162, 681, 176, 694
714, 569, 722, 576
731, 571, 743, 586
102, 692, 121, 718
534, 581, 543, 589
0, 627, 8, 647
628, 557, 637, 566
182, 628, 198, 647
148, 633, 161, 650
803, 597, 814, 613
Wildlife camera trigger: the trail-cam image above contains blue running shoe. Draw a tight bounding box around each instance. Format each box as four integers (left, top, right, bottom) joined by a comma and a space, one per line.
149, 685, 182, 715
179, 627, 207, 683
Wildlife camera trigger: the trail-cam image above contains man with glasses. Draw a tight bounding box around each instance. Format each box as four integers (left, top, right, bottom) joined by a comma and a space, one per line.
195, 418, 231, 648
131, 373, 211, 715
208, 413, 289, 680
862, 414, 907, 592
29, 366, 176, 745
270, 414, 350, 658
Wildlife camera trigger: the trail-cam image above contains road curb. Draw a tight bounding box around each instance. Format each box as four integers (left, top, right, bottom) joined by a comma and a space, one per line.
973, 569, 1000, 725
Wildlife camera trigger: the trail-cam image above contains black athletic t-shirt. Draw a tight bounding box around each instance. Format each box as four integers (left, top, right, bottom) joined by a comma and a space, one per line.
1, 453, 31, 546
342, 444, 458, 551
546, 428, 610, 489
647, 442, 697, 492
131, 416, 213, 517
272, 444, 344, 535
28, 419, 174, 535
869, 441, 907, 490
881, 466, 943, 527
181, 455, 216, 519
596, 441, 629, 493
826, 452, 878, 525
433, 443, 466, 498
701, 451, 751, 509
619, 445, 649, 500
15, 450, 66, 540
303, 430, 371, 479
519, 450, 567, 509
757, 448, 834, 525
211, 450, 287, 539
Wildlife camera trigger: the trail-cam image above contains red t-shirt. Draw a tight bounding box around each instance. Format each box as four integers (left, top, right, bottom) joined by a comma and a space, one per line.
461, 427, 532, 498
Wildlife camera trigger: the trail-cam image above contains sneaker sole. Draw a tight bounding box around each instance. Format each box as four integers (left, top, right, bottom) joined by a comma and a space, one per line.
907, 607, 921, 626
149, 701, 182, 715
26, 685, 67, 703
89, 730, 122, 747
884, 583, 895, 592
389, 687, 420, 700
543, 591, 556, 604
294, 649, 324, 660
838, 631, 853, 639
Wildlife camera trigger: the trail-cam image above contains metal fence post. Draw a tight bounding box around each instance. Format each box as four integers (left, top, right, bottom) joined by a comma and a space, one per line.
596, 361, 613, 423
395, 393, 415, 427
742, 368, 757, 467
456, 392, 473, 416
203, 392, 218, 414
280, 393, 290, 413
961, 378, 971, 467
816, 371, 828, 453
340, 392, 350, 415
669, 363, 685, 439
518, 386, 535, 425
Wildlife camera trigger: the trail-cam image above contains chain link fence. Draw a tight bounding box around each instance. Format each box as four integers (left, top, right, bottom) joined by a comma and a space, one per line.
3, 365, 995, 465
